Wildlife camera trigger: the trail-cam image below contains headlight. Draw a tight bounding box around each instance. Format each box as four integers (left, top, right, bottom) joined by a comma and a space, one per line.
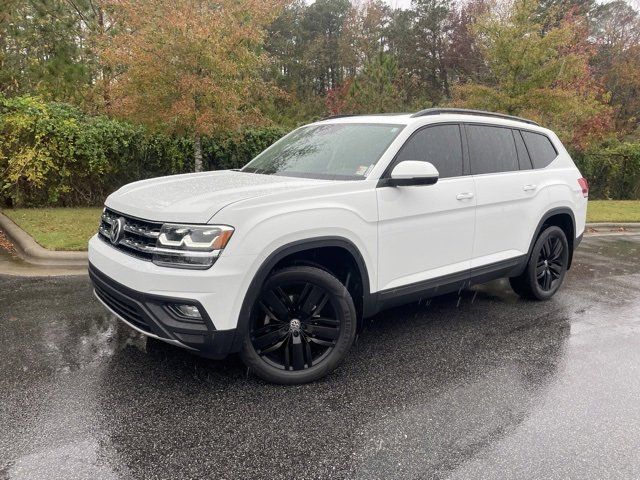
152, 224, 234, 269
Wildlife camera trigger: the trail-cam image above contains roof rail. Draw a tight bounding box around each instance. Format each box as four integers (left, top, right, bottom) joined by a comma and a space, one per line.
411, 108, 539, 126
322, 114, 359, 120
322, 112, 410, 121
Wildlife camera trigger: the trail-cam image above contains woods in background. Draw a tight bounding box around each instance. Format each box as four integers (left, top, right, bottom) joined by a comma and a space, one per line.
1, 0, 640, 205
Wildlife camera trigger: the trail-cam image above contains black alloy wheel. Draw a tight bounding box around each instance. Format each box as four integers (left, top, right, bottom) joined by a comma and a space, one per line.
252, 281, 340, 370
536, 234, 565, 292
240, 266, 357, 384
510, 225, 569, 300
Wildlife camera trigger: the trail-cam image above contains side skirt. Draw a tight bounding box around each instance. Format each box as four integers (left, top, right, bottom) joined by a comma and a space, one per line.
370, 255, 527, 316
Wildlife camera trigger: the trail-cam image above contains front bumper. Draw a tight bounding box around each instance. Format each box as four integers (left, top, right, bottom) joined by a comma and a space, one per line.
89, 263, 238, 359
88, 233, 256, 331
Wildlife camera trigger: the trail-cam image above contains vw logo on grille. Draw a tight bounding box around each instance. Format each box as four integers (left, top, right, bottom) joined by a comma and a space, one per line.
110, 217, 125, 245
289, 319, 301, 332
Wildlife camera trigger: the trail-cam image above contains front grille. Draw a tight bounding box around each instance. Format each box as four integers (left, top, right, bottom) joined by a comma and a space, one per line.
98, 208, 162, 261
94, 282, 151, 332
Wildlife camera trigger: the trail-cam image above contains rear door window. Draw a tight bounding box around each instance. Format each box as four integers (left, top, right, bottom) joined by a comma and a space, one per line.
521, 131, 557, 169
467, 125, 518, 175
395, 124, 463, 178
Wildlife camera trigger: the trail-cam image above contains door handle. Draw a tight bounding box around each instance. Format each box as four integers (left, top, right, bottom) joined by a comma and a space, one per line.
523, 184, 537, 191
456, 192, 474, 200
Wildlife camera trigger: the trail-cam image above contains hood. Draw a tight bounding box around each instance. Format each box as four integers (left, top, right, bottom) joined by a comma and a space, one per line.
105, 170, 328, 223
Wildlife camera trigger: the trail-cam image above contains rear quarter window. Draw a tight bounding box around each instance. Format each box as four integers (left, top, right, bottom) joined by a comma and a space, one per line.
521, 131, 558, 169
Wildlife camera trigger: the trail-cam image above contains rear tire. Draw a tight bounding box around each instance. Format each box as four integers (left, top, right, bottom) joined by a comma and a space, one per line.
240, 266, 357, 384
508, 275, 529, 297
509, 226, 569, 301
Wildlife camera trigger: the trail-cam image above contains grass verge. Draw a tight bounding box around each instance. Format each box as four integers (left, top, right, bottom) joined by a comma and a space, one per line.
2, 208, 102, 251
586, 200, 640, 223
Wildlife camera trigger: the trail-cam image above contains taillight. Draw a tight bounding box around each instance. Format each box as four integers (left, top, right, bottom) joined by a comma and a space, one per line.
577, 177, 589, 197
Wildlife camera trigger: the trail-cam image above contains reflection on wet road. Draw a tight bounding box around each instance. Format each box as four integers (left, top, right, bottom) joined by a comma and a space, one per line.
1, 235, 639, 479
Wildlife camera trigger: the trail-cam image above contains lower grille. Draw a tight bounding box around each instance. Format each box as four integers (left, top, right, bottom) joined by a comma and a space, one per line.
94, 283, 150, 333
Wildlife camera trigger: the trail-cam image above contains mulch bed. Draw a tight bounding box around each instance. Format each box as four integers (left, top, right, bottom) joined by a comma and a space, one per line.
587, 226, 628, 233
0, 228, 17, 255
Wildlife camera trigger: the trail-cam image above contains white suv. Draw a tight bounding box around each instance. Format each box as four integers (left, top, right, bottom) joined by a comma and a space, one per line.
89, 108, 588, 384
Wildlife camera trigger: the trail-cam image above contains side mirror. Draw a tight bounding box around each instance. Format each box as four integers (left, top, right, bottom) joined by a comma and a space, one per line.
388, 160, 439, 187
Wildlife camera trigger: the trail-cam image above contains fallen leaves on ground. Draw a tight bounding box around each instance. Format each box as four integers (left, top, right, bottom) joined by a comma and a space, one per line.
0, 229, 17, 255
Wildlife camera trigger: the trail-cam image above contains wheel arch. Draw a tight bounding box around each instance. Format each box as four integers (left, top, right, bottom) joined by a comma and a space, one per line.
232, 236, 374, 352
527, 207, 576, 270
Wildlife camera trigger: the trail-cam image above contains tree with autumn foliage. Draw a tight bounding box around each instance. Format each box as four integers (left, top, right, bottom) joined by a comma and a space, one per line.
338, 0, 390, 78
450, 0, 613, 149
591, 0, 640, 135
326, 54, 409, 114
99, 0, 285, 171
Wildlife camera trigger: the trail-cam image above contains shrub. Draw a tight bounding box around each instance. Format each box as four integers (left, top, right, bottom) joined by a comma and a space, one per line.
203, 128, 287, 171
573, 141, 640, 199
0, 95, 287, 207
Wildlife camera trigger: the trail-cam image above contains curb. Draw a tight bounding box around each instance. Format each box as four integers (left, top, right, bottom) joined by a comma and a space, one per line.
586, 222, 640, 230
0, 212, 87, 267
586, 222, 640, 234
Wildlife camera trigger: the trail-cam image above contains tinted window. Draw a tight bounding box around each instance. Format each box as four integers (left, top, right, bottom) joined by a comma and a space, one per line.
513, 130, 532, 170
396, 125, 463, 178
467, 125, 518, 175
521, 131, 557, 169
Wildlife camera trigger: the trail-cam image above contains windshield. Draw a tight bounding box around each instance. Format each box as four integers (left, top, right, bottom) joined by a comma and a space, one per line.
242, 123, 404, 180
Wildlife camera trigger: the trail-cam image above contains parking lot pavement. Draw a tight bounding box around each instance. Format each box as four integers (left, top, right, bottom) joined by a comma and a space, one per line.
1, 234, 639, 480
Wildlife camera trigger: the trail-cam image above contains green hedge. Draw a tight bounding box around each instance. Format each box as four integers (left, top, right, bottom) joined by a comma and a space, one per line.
3, 95, 639, 206
573, 141, 640, 200
0, 95, 286, 207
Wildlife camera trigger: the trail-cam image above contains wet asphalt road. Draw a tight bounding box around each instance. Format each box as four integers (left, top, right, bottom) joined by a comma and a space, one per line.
1, 234, 640, 480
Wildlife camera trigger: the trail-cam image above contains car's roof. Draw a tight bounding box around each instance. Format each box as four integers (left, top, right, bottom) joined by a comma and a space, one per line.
313, 111, 552, 135
314, 113, 413, 125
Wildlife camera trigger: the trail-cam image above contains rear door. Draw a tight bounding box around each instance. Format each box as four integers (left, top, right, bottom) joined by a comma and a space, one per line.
377, 123, 476, 294
465, 123, 548, 270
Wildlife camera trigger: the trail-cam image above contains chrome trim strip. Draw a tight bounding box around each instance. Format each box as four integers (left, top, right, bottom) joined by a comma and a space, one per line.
98, 224, 110, 236
118, 237, 159, 254
124, 223, 160, 239
98, 225, 220, 258
102, 212, 160, 238
93, 290, 195, 351
99, 210, 222, 270
119, 238, 221, 257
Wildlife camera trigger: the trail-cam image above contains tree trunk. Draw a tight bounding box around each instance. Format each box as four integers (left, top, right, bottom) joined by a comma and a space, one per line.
194, 133, 203, 172
97, 6, 111, 108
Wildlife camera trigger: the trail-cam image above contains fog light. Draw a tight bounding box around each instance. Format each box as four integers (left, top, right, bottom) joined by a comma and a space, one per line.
168, 303, 202, 320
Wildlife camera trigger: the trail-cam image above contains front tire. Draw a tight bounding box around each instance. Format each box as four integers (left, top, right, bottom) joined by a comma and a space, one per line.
509, 226, 569, 301
240, 266, 357, 384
